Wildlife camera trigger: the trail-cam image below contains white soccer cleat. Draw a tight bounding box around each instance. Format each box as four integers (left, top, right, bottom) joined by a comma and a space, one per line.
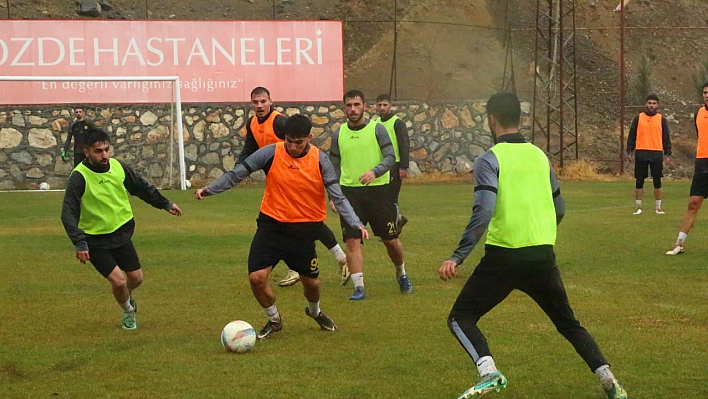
633, 207, 642, 215
665, 245, 684, 255
655, 208, 665, 215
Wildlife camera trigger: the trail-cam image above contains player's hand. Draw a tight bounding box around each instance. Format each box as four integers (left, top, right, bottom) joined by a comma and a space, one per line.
61, 150, 67, 162
358, 226, 369, 240
400, 169, 408, 179
168, 203, 182, 216
358, 171, 376, 185
194, 187, 209, 200
665, 156, 671, 163
438, 260, 458, 281
76, 250, 90, 264
329, 199, 339, 213
626, 154, 633, 162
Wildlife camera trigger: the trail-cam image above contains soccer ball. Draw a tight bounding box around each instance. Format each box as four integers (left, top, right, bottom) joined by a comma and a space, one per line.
185, 179, 192, 188
39, 182, 50, 190
221, 320, 256, 353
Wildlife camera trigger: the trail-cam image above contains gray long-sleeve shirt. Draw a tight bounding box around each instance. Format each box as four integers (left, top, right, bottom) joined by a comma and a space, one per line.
328, 119, 396, 181
204, 143, 363, 229
449, 133, 565, 266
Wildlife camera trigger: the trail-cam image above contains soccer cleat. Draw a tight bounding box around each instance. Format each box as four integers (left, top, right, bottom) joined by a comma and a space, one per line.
397, 274, 413, 293
666, 244, 684, 255
256, 319, 283, 340
632, 207, 642, 215
277, 269, 301, 287
457, 371, 508, 399
655, 208, 665, 215
603, 379, 628, 399
349, 287, 366, 301
130, 298, 137, 313
305, 308, 337, 331
122, 310, 136, 330
397, 215, 409, 233
338, 259, 351, 286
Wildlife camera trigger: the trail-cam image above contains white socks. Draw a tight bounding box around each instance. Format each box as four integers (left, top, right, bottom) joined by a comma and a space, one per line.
677, 232, 687, 245
263, 305, 280, 322
351, 272, 364, 288
476, 356, 498, 376
121, 299, 134, 312
594, 364, 616, 391
656, 200, 662, 209
635, 200, 641, 206
307, 301, 321, 317
330, 244, 347, 264
395, 263, 406, 278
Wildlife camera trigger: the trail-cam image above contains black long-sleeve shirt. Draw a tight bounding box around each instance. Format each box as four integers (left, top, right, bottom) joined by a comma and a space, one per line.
626, 111, 671, 158
61, 159, 173, 251
236, 110, 288, 164
378, 114, 410, 169
63, 119, 95, 154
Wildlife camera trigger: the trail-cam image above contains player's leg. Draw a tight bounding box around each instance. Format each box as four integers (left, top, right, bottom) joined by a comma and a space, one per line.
650, 160, 664, 214
248, 228, 282, 339
633, 160, 648, 214
519, 261, 626, 398
389, 164, 407, 231
667, 173, 708, 254
448, 258, 514, 398
316, 223, 349, 285
112, 240, 142, 329
88, 246, 136, 329
288, 240, 337, 332
369, 185, 412, 293
340, 186, 368, 300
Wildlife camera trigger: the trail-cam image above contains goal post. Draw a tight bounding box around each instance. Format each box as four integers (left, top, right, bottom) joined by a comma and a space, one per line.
0, 76, 187, 190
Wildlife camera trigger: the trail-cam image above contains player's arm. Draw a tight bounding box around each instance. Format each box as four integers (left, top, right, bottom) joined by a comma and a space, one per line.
372, 123, 396, 176
550, 161, 565, 225
394, 119, 410, 169
120, 160, 179, 215
62, 122, 75, 159
439, 153, 498, 280
661, 116, 671, 157
197, 145, 275, 198
61, 172, 89, 257
320, 152, 365, 232
626, 115, 639, 156
328, 128, 342, 179
236, 122, 259, 164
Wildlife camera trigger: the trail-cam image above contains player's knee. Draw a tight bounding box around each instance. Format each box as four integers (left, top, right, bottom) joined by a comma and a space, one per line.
248, 270, 268, 287
653, 178, 662, 189
688, 198, 703, 211
635, 179, 645, 189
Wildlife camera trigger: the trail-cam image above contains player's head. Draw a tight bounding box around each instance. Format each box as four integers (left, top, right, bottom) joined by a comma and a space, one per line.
283, 114, 313, 157
645, 94, 659, 113
486, 92, 521, 135
343, 90, 366, 125
73, 106, 85, 120
375, 94, 392, 117
250, 86, 272, 118
83, 128, 112, 167
703, 82, 708, 105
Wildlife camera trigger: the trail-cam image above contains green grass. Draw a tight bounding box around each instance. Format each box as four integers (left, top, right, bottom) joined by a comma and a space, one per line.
1, 181, 708, 398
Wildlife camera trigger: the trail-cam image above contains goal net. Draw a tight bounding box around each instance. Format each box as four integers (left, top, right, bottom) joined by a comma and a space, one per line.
0, 76, 187, 191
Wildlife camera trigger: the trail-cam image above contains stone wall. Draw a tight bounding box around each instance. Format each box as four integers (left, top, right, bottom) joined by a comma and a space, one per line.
0, 101, 531, 190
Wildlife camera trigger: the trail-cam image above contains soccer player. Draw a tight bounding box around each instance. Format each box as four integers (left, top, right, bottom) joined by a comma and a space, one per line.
61, 128, 183, 330
195, 115, 368, 339
666, 82, 708, 255
626, 93, 671, 215
329, 89, 412, 300
61, 106, 95, 167
239, 86, 350, 287
438, 92, 627, 399
375, 94, 410, 231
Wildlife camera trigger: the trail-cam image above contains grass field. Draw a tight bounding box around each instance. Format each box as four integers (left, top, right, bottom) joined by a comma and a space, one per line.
1, 180, 707, 398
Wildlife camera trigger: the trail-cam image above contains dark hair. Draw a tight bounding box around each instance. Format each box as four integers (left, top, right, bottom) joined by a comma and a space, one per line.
250, 86, 270, 98
375, 94, 391, 103
343, 89, 365, 104
646, 94, 659, 102
486, 92, 521, 128
703, 82, 708, 90
284, 114, 312, 138
73, 106, 84, 111
83, 128, 111, 149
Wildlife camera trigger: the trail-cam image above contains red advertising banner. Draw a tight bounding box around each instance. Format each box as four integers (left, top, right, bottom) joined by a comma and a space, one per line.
0, 20, 343, 104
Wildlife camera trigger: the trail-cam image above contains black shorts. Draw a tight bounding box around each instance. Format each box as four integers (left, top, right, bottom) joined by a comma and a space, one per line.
247, 222, 320, 278
634, 159, 662, 180
689, 172, 708, 198
89, 240, 141, 278
340, 185, 398, 240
